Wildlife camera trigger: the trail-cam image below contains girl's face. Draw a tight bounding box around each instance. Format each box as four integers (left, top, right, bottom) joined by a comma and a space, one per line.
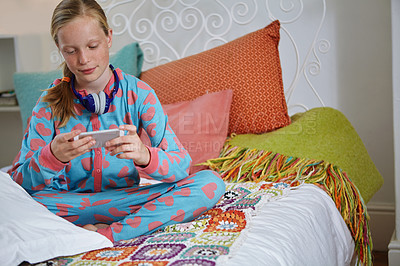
57, 16, 112, 92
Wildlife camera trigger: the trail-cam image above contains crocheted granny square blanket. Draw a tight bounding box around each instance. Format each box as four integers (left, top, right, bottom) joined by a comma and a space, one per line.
50, 182, 293, 265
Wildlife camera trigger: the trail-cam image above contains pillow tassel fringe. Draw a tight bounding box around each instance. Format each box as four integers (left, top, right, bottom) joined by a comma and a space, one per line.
202, 144, 372, 266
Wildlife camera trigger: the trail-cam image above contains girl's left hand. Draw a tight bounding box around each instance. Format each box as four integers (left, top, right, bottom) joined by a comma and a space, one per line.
105, 125, 150, 167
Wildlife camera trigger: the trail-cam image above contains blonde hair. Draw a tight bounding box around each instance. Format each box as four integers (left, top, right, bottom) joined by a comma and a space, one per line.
42, 0, 110, 127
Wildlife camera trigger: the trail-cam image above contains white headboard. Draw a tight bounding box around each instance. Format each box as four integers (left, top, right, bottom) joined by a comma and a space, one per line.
53, 0, 333, 115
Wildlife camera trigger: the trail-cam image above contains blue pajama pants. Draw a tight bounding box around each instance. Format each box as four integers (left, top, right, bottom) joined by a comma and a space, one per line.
31, 170, 225, 243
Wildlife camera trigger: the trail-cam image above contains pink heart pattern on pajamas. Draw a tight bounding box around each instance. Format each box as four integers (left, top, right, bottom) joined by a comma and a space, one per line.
9, 68, 226, 244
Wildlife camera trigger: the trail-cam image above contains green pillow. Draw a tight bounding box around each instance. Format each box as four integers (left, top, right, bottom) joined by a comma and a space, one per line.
13, 42, 144, 129
223, 107, 383, 203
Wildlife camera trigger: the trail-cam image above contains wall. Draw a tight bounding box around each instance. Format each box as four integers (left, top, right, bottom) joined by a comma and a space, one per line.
0, 0, 395, 251
0, 0, 58, 72
0, 0, 56, 36
332, 0, 394, 250
390, 0, 400, 263
0, 0, 58, 167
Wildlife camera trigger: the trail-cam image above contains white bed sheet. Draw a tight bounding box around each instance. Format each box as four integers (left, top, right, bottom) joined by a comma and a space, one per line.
224, 184, 355, 266
0, 170, 113, 266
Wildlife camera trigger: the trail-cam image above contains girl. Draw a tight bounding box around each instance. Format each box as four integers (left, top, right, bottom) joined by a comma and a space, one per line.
8, 0, 225, 243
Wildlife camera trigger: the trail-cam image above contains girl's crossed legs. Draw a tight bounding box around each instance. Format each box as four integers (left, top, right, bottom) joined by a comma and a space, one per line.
31, 170, 225, 242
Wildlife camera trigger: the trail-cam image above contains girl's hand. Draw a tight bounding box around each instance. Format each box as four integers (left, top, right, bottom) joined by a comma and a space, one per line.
105, 125, 150, 166
50, 130, 96, 163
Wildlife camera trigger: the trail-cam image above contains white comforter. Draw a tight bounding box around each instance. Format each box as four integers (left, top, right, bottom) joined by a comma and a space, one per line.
225, 184, 355, 266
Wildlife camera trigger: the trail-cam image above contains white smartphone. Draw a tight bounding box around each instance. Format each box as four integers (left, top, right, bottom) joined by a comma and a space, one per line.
73, 128, 124, 148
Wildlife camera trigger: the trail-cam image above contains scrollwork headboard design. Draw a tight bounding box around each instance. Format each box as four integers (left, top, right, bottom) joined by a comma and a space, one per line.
74, 0, 332, 114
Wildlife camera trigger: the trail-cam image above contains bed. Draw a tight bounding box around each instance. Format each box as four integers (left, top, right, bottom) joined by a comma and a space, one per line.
1, 0, 384, 265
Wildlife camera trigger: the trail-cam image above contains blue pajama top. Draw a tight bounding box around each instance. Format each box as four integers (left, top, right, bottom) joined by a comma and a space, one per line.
9, 68, 192, 194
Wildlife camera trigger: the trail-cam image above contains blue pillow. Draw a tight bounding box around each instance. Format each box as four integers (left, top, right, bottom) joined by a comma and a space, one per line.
14, 42, 143, 129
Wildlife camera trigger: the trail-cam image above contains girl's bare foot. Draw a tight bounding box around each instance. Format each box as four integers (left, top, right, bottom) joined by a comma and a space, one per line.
82, 224, 98, 231
94, 223, 109, 229
83, 223, 113, 242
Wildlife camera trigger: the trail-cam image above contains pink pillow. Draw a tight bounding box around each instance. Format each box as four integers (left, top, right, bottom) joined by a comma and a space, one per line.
140, 90, 232, 174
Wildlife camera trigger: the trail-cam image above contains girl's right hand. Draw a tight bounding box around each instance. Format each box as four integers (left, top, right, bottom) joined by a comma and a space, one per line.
50, 130, 96, 163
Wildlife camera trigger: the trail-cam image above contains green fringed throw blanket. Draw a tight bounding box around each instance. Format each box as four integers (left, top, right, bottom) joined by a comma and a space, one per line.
202, 143, 372, 265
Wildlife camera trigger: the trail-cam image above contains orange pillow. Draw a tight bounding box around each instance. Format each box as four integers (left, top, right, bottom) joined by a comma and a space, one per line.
140, 90, 233, 174
140, 20, 290, 134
